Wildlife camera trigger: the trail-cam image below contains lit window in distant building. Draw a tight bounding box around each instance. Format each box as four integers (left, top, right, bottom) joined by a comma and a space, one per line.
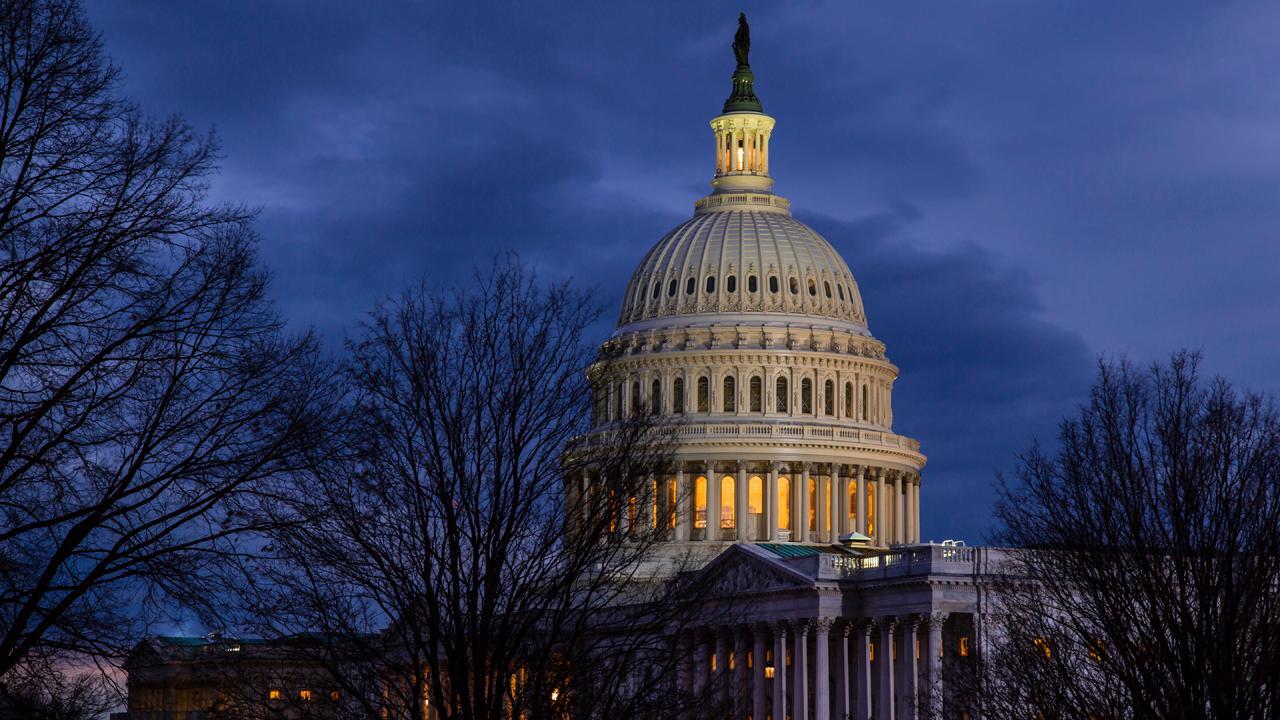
268, 690, 281, 701
869, 642, 875, 662
959, 636, 970, 657
299, 690, 313, 702
1033, 637, 1052, 659
330, 691, 341, 702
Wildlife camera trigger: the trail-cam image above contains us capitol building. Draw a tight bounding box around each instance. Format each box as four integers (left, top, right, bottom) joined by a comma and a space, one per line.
580, 15, 1000, 720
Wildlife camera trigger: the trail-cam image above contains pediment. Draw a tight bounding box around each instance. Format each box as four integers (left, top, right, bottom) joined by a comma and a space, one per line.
698, 544, 814, 598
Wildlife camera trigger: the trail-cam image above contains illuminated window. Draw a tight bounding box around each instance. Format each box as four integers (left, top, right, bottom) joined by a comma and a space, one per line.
672, 377, 684, 414
769, 275, 779, 294
1087, 638, 1104, 663
721, 475, 735, 529
747, 649, 753, 668
300, 690, 313, 702
722, 376, 736, 412
710, 654, 716, 672
801, 378, 813, 414
748, 476, 763, 514
777, 476, 791, 531
869, 642, 875, 662
748, 275, 758, 293
866, 483, 876, 536
749, 376, 762, 412
667, 478, 677, 529
686, 277, 696, 295
808, 476, 817, 531
726, 275, 737, 293
268, 690, 281, 701
729, 651, 736, 671
697, 377, 709, 412
916, 638, 921, 659
694, 476, 708, 528
959, 636, 970, 657
705, 276, 716, 294
775, 377, 789, 413
330, 691, 341, 702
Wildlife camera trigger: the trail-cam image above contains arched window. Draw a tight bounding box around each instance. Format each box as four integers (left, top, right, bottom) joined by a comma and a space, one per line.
801, 378, 813, 414
722, 376, 736, 412
651, 379, 661, 414
697, 376, 709, 413
667, 279, 677, 297
651, 282, 661, 300
726, 275, 736, 293
769, 276, 779, 294
837, 284, 845, 301
862, 384, 869, 421
789, 277, 799, 294
749, 376, 762, 412
694, 476, 708, 529
777, 476, 791, 531
824, 280, 832, 298
720, 476, 735, 529
824, 379, 835, 416
613, 383, 623, 421
775, 377, 789, 413
685, 277, 696, 295
844, 382, 854, 418
807, 278, 817, 296
749, 475, 763, 514
672, 377, 684, 414
705, 276, 716, 294
631, 381, 641, 417
748, 275, 758, 293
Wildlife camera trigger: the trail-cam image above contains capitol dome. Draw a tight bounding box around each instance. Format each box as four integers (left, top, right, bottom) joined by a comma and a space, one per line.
583, 17, 924, 553
618, 202, 868, 334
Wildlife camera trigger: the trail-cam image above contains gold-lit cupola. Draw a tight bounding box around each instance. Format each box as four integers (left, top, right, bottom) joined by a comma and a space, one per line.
709, 13, 776, 196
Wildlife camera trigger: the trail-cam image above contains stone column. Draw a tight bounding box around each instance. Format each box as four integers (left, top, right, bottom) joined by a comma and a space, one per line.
856, 622, 873, 720
836, 623, 852, 720
913, 479, 922, 543
694, 631, 709, 701
875, 469, 887, 546
715, 629, 730, 708
877, 618, 896, 720
799, 465, 811, 542
773, 623, 789, 720
926, 614, 947, 720
737, 462, 749, 542
767, 464, 779, 542
856, 466, 867, 536
898, 617, 919, 720
793, 622, 810, 720
707, 463, 721, 542
674, 465, 689, 542
753, 626, 767, 720
895, 472, 905, 545
829, 465, 842, 541
677, 635, 693, 696
816, 468, 828, 543
815, 619, 832, 720
734, 628, 749, 720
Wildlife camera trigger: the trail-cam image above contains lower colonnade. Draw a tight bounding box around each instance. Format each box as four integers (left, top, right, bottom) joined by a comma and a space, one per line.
681, 613, 969, 720
580, 460, 922, 548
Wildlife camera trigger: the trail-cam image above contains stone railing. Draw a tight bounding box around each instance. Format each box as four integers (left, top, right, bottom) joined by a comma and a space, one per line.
694, 192, 791, 213
817, 544, 982, 581
671, 422, 922, 453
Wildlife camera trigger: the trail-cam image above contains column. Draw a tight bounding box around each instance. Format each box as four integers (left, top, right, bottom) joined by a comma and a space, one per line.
753, 626, 767, 720
830, 464, 843, 541
898, 617, 919, 720
815, 620, 832, 720
735, 628, 749, 720
715, 629, 730, 708
837, 624, 852, 720
816, 468, 828, 543
799, 465, 811, 542
772, 623, 789, 720
707, 463, 721, 542
678, 636, 693, 697
877, 619, 896, 720
737, 462, 749, 542
895, 472, 905, 546
856, 622, 873, 720
913, 479, 922, 543
694, 631, 709, 701
767, 464, 779, 541
926, 614, 946, 720
855, 466, 867, 536
875, 469, 887, 546
674, 466, 688, 542
793, 622, 810, 720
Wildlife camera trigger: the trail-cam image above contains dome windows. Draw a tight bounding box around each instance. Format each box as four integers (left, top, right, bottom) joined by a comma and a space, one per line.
801, 378, 813, 414
726, 275, 736, 293
775, 377, 789, 413
668, 279, 678, 297
651, 379, 661, 414
807, 278, 817, 296
824, 380, 835, 416
824, 281, 832, 299
837, 284, 845, 301
651, 282, 661, 300
748, 275, 758, 293
686, 277, 696, 295
705, 276, 716, 294
749, 376, 762, 412
722, 376, 735, 412
769, 276, 779, 294
789, 277, 799, 295
696, 376, 710, 412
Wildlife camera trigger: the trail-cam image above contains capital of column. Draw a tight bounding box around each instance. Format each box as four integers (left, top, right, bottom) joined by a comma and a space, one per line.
925, 612, 950, 629
814, 617, 836, 634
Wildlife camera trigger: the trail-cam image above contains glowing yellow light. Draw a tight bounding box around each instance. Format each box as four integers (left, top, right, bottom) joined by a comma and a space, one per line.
737, 146, 744, 168
299, 690, 313, 702
268, 690, 281, 701
551, 688, 560, 702
764, 665, 776, 679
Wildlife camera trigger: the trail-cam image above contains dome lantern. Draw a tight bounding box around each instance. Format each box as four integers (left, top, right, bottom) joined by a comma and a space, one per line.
710, 13, 776, 195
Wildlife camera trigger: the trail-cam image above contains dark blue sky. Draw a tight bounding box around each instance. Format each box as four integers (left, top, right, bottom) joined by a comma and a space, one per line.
85, 2, 1280, 542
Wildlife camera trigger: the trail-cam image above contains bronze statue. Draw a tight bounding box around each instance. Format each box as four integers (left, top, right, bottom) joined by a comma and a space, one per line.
733, 12, 750, 66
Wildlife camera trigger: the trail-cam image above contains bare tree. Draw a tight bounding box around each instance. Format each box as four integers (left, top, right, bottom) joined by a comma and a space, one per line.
0, 0, 333, 699
975, 352, 1280, 720
239, 257, 716, 720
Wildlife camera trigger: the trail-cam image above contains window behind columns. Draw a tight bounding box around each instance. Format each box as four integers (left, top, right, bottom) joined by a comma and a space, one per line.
777, 476, 791, 531
630, 381, 641, 417
694, 476, 707, 529
720, 476, 735, 529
